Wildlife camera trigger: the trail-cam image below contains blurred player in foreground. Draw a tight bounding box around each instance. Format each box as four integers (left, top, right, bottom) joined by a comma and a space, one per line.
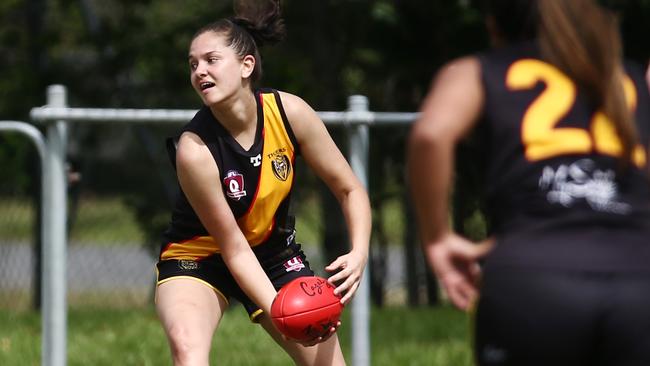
408, 0, 650, 365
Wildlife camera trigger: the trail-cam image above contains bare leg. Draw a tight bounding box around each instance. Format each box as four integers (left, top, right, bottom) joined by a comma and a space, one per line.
155, 278, 228, 366
258, 314, 346, 366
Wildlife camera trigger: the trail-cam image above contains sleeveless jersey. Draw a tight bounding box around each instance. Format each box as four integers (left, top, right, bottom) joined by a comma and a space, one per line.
160, 89, 298, 260
478, 42, 650, 272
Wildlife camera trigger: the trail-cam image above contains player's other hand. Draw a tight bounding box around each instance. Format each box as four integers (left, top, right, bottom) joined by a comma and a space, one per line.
424, 233, 494, 311
325, 250, 367, 305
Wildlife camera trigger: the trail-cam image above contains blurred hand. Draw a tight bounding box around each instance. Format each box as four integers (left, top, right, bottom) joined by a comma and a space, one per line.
325, 250, 367, 305
424, 233, 494, 310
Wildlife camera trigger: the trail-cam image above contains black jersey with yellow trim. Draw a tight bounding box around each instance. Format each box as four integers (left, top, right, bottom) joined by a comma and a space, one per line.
477, 42, 650, 272
161, 89, 298, 260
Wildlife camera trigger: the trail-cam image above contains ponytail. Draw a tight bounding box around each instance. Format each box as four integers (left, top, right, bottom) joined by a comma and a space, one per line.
537, 0, 637, 166
232, 0, 285, 48
193, 0, 285, 87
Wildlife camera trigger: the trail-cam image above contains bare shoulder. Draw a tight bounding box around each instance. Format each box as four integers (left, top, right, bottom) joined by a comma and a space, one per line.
414, 56, 483, 141
276, 91, 314, 118
276, 91, 322, 139
431, 56, 481, 91
176, 131, 212, 169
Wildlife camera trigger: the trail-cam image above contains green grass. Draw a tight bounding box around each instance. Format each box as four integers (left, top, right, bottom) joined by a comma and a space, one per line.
0, 196, 145, 245
0, 306, 472, 365
0, 198, 35, 241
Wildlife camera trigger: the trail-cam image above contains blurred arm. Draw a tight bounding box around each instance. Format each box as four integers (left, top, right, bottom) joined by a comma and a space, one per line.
406, 57, 493, 310
407, 56, 484, 243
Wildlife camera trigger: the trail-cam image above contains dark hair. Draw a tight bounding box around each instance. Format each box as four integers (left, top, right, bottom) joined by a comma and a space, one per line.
483, 0, 538, 42
484, 0, 638, 166
192, 0, 286, 87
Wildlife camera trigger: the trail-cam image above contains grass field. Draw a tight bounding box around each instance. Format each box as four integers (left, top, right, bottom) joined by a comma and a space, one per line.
0, 305, 473, 365
0, 196, 145, 244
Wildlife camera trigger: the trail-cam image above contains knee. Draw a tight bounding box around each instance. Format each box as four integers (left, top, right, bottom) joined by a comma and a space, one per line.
165, 323, 210, 365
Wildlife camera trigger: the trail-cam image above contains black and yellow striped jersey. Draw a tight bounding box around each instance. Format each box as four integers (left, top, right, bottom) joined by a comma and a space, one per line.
478, 42, 650, 272
161, 89, 298, 260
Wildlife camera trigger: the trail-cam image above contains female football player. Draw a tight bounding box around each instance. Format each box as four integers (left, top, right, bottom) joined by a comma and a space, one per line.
408, 0, 650, 364
155, 1, 371, 365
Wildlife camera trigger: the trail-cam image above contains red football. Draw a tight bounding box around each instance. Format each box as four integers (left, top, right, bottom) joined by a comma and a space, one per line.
270, 276, 343, 342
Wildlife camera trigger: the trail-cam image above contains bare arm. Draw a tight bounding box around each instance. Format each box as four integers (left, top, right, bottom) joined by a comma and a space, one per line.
175, 132, 277, 314
407, 57, 493, 310
408, 57, 484, 241
280, 91, 372, 305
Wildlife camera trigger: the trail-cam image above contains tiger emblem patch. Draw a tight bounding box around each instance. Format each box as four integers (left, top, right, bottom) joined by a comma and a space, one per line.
271, 154, 291, 181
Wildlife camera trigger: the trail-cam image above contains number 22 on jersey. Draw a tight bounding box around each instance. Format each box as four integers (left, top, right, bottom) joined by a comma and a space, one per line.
506, 59, 646, 167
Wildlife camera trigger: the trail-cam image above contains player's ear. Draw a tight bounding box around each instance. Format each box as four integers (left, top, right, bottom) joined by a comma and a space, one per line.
241, 54, 255, 79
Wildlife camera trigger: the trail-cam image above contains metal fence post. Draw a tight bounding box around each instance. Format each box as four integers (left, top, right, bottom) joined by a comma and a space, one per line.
347, 95, 370, 366
42, 84, 68, 366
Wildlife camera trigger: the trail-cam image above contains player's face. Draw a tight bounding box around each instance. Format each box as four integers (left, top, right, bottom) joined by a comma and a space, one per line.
188, 31, 250, 106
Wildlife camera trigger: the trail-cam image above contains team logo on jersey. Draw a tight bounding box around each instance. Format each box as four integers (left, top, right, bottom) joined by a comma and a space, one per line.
283, 256, 305, 272
250, 154, 262, 167
268, 148, 291, 181
272, 154, 291, 181
224, 170, 247, 200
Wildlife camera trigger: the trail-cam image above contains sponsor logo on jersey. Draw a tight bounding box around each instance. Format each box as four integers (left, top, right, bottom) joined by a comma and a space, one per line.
250, 154, 262, 167
224, 170, 247, 200
538, 158, 630, 214
268, 148, 291, 181
283, 256, 305, 272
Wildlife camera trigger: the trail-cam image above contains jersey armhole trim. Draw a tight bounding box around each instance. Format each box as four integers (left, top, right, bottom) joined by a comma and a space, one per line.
271, 89, 300, 155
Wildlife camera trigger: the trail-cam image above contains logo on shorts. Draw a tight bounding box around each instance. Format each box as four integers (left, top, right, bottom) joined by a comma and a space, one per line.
178, 259, 198, 270
283, 256, 305, 272
224, 170, 247, 200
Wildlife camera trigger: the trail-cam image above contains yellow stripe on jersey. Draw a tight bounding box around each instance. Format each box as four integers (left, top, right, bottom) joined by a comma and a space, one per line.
238, 92, 295, 246
160, 236, 220, 259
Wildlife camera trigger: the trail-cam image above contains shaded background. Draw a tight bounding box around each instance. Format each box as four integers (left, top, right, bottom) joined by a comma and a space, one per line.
0, 0, 648, 310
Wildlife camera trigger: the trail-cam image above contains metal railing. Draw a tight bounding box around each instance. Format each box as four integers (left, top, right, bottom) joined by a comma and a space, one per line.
28, 84, 419, 366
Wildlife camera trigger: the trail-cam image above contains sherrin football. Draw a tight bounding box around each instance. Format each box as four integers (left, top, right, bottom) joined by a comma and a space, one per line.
270, 276, 344, 342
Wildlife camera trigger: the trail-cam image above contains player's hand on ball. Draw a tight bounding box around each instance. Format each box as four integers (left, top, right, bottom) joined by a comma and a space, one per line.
325, 250, 367, 305
271, 277, 344, 344
291, 320, 341, 347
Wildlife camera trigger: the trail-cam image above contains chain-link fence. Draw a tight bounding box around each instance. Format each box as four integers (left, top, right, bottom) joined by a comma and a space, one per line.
0, 194, 38, 309
0, 120, 353, 310
0, 125, 41, 310
3, 92, 444, 318
0, 120, 181, 310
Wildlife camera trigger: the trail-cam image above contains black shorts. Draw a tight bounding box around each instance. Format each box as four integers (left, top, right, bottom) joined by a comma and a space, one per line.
474, 267, 650, 366
156, 239, 314, 322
